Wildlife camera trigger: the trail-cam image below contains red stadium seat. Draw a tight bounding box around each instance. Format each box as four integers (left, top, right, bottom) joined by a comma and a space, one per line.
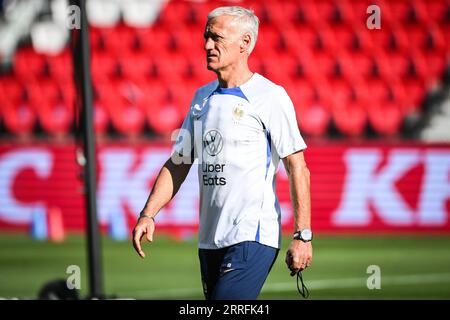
388, 0, 414, 24
46, 49, 73, 82
0, 78, 37, 136
2, 99, 37, 136
170, 25, 203, 53
389, 26, 410, 52
426, 24, 447, 52
92, 98, 110, 135
386, 51, 410, 81
13, 47, 46, 80
311, 51, 335, 80
153, 51, 189, 82
289, 25, 317, 54
295, 0, 322, 26
286, 78, 330, 137
367, 28, 392, 52
422, 50, 448, 83
99, 24, 137, 52
367, 100, 403, 136
364, 78, 390, 102
257, 25, 281, 52
409, 50, 429, 80
135, 26, 170, 53
91, 49, 118, 82
426, 0, 449, 24
343, 51, 374, 81
35, 81, 75, 136
327, 78, 353, 103
298, 101, 330, 137
157, 1, 190, 26
186, 56, 215, 85
389, 79, 413, 114
314, 0, 335, 24
340, 0, 382, 27
402, 77, 426, 111
290, 49, 318, 81
410, 0, 431, 24
117, 50, 155, 81
316, 25, 339, 52
106, 79, 146, 137
405, 24, 428, 52
332, 98, 367, 137
140, 80, 185, 136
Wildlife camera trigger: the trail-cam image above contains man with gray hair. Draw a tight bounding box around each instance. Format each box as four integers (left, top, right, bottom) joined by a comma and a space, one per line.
133, 6, 312, 300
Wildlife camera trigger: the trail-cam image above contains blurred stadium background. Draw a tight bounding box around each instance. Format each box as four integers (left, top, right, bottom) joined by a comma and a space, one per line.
0, 0, 449, 300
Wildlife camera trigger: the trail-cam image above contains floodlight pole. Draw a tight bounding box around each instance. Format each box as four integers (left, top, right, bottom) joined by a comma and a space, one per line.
71, 0, 104, 299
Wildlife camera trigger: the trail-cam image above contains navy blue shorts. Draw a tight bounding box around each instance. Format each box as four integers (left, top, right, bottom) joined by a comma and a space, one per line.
198, 241, 279, 300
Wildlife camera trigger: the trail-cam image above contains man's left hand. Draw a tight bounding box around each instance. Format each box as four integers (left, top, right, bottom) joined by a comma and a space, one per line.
285, 240, 313, 276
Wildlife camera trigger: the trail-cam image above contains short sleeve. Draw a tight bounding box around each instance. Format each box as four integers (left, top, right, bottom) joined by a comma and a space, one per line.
172, 91, 198, 158
266, 87, 307, 159
172, 111, 194, 157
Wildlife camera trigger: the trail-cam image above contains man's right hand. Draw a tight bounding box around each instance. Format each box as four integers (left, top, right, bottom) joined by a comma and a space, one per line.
132, 215, 155, 259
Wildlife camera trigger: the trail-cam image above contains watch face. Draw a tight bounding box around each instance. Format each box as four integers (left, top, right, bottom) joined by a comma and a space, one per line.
301, 229, 312, 241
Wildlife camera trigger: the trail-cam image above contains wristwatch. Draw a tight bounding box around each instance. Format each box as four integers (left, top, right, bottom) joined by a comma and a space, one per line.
293, 229, 313, 242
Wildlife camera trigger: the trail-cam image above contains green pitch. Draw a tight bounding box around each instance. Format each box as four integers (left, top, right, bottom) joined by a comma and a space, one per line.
0, 233, 449, 299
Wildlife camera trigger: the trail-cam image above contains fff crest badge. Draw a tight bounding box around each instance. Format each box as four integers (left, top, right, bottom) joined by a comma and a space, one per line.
232, 103, 245, 122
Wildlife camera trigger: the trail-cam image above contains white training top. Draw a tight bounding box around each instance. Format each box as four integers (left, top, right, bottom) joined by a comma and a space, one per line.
173, 73, 307, 249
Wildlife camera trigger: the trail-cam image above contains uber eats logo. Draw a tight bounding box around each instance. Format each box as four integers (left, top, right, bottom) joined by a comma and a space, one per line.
202, 129, 226, 186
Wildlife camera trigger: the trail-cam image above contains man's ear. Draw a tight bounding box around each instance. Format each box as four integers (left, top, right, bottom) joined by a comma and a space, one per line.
240, 33, 251, 53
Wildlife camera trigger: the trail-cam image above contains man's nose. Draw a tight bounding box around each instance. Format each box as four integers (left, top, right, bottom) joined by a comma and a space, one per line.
204, 38, 214, 51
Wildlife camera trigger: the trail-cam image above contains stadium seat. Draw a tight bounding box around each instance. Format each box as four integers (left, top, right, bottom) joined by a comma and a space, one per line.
117, 50, 155, 81
157, 0, 190, 26
106, 79, 146, 137
288, 25, 317, 54
332, 98, 367, 137
343, 51, 374, 81
295, 0, 321, 26
45, 49, 73, 82
13, 47, 46, 80
402, 77, 426, 111
389, 0, 414, 24
0, 78, 37, 136
137, 79, 185, 136
152, 51, 188, 82
268, 0, 296, 27
389, 79, 413, 114
99, 24, 137, 52
386, 51, 411, 80
92, 98, 111, 135
135, 26, 168, 53
364, 78, 390, 102
286, 78, 330, 136
91, 49, 118, 82
2, 99, 37, 137
409, 0, 430, 24
312, 51, 336, 80
367, 100, 403, 136
35, 81, 74, 136
367, 29, 392, 53
423, 50, 448, 83
314, 0, 336, 24
425, 24, 447, 52
389, 27, 410, 52
426, 0, 449, 24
